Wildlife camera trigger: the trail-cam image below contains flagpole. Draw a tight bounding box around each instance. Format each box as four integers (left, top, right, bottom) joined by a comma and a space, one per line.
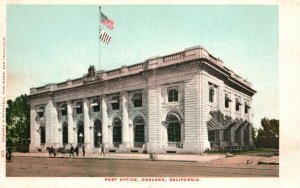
98, 6, 101, 71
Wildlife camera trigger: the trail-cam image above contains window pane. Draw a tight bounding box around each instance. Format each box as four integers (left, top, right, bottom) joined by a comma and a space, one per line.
77, 108, 82, 114
62, 124, 68, 144
167, 122, 181, 142
112, 103, 119, 110
61, 110, 67, 116
77, 122, 84, 144
113, 126, 122, 143
38, 112, 44, 118
113, 118, 122, 143
134, 125, 144, 143
134, 100, 142, 107
40, 127, 45, 144
174, 91, 178, 101
168, 89, 178, 102
93, 105, 100, 112
209, 88, 214, 102
94, 120, 102, 147
245, 105, 248, 114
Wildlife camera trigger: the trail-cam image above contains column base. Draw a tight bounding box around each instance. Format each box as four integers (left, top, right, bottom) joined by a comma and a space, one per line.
119, 142, 130, 150
146, 142, 161, 153
182, 142, 204, 154
102, 142, 109, 148
52, 143, 61, 148
29, 144, 37, 152
202, 140, 211, 152
83, 143, 93, 153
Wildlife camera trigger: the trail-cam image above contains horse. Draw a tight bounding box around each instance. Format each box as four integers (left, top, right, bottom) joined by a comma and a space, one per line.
57, 147, 71, 157
46, 147, 56, 158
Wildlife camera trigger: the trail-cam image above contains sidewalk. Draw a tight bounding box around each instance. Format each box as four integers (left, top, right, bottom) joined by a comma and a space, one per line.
13, 152, 225, 162
258, 156, 279, 165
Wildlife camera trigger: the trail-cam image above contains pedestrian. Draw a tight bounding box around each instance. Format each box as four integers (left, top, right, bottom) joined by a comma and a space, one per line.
82, 145, 85, 157
100, 144, 105, 155
75, 146, 79, 156
70, 144, 74, 157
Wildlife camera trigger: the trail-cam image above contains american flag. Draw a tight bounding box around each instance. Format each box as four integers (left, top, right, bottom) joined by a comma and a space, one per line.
99, 30, 111, 44
101, 12, 115, 30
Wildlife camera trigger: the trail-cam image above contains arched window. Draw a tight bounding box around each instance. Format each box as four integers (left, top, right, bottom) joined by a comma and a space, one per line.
166, 113, 181, 142
77, 121, 84, 145
40, 126, 45, 144
94, 119, 102, 147
134, 116, 145, 147
113, 118, 122, 145
62, 122, 68, 144
168, 89, 178, 102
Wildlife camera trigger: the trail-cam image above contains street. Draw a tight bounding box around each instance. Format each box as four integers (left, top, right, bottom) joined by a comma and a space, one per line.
6, 156, 279, 177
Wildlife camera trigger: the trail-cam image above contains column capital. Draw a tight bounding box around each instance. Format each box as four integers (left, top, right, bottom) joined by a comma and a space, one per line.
161, 121, 168, 127
121, 91, 128, 96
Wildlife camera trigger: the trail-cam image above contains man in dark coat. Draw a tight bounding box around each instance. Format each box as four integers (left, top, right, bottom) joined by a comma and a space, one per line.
82, 145, 85, 157
70, 145, 74, 156
75, 146, 79, 156
100, 144, 105, 155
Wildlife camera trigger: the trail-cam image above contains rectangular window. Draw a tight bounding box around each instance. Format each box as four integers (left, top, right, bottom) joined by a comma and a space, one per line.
59, 104, 67, 116
61, 109, 67, 116
91, 100, 100, 112
111, 96, 120, 110
225, 94, 231, 108
208, 84, 218, 103
132, 93, 142, 107
74, 102, 82, 114
168, 89, 178, 102
245, 102, 250, 114
37, 107, 44, 117
209, 87, 214, 102
38, 112, 44, 118
76, 108, 82, 114
93, 105, 100, 112
235, 98, 241, 111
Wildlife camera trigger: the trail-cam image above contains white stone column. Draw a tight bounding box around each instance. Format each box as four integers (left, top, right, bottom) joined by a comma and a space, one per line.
219, 129, 225, 146
101, 96, 109, 147
67, 102, 74, 145
83, 98, 91, 150
231, 126, 236, 144
52, 104, 60, 148
249, 123, 253, 145
240, 125, 245, 146
121, 92, 130, 148
29, 105, 38, 152
45, 100, 54, 146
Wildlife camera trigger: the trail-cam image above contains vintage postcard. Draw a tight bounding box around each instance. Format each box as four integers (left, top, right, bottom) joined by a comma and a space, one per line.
0, 0, 299, 188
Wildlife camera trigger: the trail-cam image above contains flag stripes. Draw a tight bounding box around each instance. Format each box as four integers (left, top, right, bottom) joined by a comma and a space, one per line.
99, 30, 111, 44
101, 12, 115, 30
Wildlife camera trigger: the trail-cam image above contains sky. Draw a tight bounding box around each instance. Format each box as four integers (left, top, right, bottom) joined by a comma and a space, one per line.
6, 5, 278, 129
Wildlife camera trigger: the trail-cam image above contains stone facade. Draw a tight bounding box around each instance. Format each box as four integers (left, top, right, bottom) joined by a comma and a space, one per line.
29, 46, 256, 154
